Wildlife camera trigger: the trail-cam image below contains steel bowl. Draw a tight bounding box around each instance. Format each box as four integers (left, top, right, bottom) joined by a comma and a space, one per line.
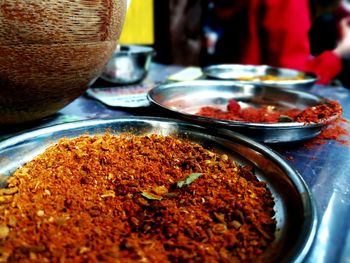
0, 117, 317, 263
100, 45, 155, 85
147, 80, 341, 143
203, 64, 318, 89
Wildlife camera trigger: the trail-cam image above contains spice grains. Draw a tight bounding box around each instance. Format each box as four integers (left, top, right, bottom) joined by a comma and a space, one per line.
0, 133, 276, 262
197, 99, 342, 123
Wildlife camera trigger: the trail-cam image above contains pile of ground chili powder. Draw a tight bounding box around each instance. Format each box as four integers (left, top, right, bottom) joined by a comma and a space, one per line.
197, 99, 342, 123
0, 133, 276, 262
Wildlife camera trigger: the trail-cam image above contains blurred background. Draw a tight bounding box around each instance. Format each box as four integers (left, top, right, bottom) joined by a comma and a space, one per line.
120, 0, 350, 86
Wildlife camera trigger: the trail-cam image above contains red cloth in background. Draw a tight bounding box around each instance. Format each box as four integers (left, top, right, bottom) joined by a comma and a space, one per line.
305, 51, 342, 84
237, 0, 342, 84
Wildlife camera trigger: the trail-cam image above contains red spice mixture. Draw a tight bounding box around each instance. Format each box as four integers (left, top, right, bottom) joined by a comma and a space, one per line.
0, 134, 276, 262
197, 99, 342, 123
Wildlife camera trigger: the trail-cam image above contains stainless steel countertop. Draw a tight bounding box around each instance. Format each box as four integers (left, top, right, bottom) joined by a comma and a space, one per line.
1, 63, 349, 263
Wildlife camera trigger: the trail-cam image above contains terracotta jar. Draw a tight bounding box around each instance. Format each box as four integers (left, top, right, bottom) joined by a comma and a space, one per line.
0, 1, 127, 125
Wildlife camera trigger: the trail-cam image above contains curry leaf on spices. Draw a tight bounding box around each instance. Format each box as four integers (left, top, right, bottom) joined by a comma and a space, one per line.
141, 191, 163, 200
177, 173, 202, 188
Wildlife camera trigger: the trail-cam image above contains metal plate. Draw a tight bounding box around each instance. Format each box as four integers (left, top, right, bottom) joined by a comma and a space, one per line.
0, 117, 316, 263
147, 80, 340, 143
203, 64, 318, 89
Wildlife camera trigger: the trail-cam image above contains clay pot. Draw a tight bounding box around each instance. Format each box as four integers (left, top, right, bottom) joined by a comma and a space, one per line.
0, 0, 127, 125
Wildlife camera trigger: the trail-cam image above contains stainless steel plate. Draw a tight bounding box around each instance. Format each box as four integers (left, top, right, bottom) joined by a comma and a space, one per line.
147, 80, 339, 143
0, 117, 316, 263
203, 64, 317, 89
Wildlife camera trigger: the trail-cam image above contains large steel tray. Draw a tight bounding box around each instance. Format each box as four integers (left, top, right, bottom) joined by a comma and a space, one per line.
203, 64, 317, 89
147, 80, 340, 143
0, 117, 316, 262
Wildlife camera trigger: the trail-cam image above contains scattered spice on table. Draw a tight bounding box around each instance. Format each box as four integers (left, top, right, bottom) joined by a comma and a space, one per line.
302, 117, 350, 148
0, 133, 276, 262
196, 99, 342, 124
285, 156, 295, 161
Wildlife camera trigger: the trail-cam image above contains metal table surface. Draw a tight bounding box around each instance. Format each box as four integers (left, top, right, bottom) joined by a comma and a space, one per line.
1, 63, 349, 263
